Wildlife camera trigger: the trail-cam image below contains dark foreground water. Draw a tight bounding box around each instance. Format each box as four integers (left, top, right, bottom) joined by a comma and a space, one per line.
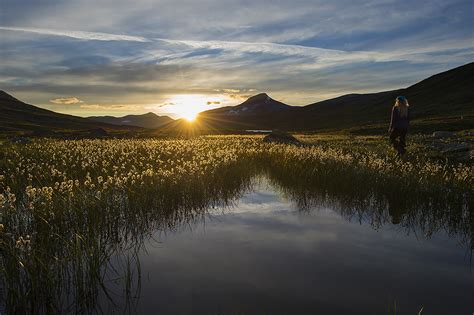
97, 177, 473, 314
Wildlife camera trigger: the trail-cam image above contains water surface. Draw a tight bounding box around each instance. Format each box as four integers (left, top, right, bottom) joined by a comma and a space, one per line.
101, 177, 473, 314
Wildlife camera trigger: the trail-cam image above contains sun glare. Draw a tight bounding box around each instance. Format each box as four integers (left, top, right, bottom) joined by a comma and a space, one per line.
167, 94, 222, 122
183, 111, 198, 122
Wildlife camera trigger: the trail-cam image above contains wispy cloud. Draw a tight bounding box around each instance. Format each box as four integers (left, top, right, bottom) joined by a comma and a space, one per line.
50, 97, 83, 105
2, 25, 471, 68
80, 104, 143, 110
0, 26, 150, 42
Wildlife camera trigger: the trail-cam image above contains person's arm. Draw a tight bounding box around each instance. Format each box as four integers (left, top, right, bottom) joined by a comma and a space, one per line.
388, 107, 396, 132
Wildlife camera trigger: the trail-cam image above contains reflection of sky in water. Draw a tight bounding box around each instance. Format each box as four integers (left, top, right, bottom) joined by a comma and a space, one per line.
108, 180, 473, 314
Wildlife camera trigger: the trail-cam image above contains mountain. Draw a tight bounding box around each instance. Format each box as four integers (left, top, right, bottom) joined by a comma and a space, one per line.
192, 93, 294, 130
159, 62, 474, 134
208, 93, 292, 115
0, 91, 137, 133
88, 112, 173, 129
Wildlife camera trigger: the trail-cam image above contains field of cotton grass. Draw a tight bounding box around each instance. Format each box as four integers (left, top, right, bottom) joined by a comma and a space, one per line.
0, 135, 472, 313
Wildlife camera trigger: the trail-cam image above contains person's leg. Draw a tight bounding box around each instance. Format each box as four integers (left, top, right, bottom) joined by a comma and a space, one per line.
399, 129, 407, 154
389, 129, 399, 151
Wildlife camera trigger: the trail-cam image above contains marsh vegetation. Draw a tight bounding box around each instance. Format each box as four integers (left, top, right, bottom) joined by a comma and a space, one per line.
0, 135, 472, 313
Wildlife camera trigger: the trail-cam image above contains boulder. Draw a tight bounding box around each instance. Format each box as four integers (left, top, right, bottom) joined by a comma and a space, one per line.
441, 143, 469, 154
32, 129, 54, 137
263, 133, 301, 145
88, 128, 108, 138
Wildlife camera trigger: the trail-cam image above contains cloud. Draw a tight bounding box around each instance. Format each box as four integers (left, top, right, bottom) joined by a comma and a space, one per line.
154, 37, 350, 60
0, 26, 150, 42
2, 25, 471, 70
0, 25, 429, 66
228, 94, 252, 101
0, 0, 472, 116
49, 97, 83, 105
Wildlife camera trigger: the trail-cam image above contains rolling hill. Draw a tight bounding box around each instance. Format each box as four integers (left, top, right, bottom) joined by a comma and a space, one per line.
0, 91, 137, 133
88, 112, 173, 129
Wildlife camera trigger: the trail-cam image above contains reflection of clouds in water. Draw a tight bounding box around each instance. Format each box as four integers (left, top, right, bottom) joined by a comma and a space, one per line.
211, 184, 291, 215
141, 181, 472, 314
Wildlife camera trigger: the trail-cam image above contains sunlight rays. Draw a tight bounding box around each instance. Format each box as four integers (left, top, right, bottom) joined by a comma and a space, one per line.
166, 94, 223, 121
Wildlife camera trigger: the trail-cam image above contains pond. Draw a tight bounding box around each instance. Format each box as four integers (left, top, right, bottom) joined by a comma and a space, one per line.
96, 176, 473, 314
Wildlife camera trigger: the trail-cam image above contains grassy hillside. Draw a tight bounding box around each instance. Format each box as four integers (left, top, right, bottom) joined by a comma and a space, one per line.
0, 91, 139, 135
285, 62, 474, 132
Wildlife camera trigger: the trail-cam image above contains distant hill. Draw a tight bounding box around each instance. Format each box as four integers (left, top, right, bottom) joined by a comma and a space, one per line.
88, 112, 173, 129
159, 62, 474, 134
0, 91, 137, 133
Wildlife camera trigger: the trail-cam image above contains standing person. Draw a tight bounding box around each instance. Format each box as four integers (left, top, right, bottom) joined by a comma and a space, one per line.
388, 96, 410, 155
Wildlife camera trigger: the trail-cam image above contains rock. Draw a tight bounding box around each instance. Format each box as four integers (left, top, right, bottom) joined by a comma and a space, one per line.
9, 136, 31, 144
88, 128, 108, 138
441, 143, 469, 154
432, 131, 456, 138
263, 133, 301, 145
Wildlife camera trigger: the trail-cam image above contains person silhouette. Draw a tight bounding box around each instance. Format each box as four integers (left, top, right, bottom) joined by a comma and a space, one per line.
388, 96, 410, 155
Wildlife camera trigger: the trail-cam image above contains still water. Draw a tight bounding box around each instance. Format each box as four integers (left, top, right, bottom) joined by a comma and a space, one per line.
99, 177, 473, 314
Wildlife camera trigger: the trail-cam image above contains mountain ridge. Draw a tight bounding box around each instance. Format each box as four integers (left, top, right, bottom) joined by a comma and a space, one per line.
88, 112, 173, 129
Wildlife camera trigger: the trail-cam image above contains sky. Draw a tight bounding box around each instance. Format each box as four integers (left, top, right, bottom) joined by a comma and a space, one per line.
0, 0, 473, 118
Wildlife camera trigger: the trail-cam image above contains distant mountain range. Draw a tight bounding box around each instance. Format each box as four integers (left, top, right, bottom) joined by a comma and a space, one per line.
88, 112, 173, 129
1, 62, 473, 135
162, 62, 474, 133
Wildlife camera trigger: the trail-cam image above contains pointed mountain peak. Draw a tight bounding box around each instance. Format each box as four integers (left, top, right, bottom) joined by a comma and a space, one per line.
247, 93, 271, 102
205, 92, 291, 116
143, 112, 158, 117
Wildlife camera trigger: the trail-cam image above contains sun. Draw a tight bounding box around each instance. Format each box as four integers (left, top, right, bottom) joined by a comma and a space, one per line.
182, 111, 198, 122
166, 94, 222, 122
